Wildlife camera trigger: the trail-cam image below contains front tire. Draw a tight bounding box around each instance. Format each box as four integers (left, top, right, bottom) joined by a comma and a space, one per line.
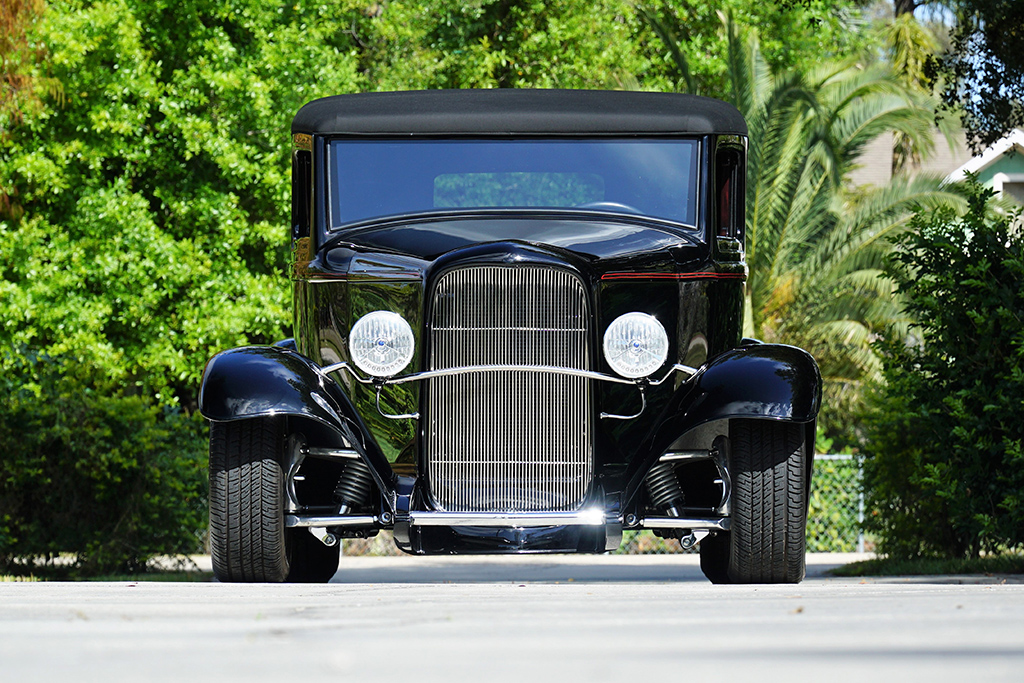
209, 418, 340, 583
699, 419, 808, 584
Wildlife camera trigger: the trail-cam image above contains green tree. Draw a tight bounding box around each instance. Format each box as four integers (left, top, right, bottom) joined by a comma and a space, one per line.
0, 0, 370, 573
362, 0, 874, 94
643, 11, 966, 442
1, 0, 60, 128
864, 179, 1024, 559
637, 0, 874, 100
363, 0, 675, 91
0, 0, 369, 409
1, 0, 62, 218
932, 0, 1024, 151
0, 352, 207, 576
884, 12, 948, 175
889, 0, 1023, 151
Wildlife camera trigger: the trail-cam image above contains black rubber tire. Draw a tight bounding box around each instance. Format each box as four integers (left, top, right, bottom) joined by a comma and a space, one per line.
209, 418, 291, 582
209, 418, 340, 583
699, 419, 808, 584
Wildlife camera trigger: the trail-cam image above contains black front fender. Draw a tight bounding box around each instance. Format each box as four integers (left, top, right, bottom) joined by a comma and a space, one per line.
199, 346, 394, 496
623, 343, 821, 507
670, 343, 821, 427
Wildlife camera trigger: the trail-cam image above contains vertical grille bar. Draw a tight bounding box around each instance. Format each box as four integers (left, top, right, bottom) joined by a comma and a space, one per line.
426, 266, 592, 512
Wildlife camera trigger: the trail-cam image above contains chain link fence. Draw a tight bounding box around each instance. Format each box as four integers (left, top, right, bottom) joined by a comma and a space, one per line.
806, 454, 865, 553
342, 454, 866, 556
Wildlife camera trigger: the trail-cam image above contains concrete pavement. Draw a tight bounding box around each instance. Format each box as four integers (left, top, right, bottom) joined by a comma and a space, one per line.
2, 553, 1022, 682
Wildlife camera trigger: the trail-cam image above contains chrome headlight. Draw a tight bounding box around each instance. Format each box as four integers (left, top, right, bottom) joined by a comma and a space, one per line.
349, 311, 415, 377
602, 312, 669, 378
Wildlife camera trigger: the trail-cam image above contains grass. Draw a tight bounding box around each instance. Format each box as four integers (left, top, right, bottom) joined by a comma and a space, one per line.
832, 553, 1024, 577
1, 568, 213, 582
0, 555, 213, 582
1, 570, 213, 582
84, 570, 214, 582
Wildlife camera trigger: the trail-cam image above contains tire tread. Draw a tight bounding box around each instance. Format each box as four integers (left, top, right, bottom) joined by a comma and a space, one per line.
717, 419, 807, 584
209, 419, 289, 583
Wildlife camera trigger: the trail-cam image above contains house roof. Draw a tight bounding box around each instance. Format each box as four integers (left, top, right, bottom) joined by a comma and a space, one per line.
292, 89, 748, 137
945, 129, 1024, 182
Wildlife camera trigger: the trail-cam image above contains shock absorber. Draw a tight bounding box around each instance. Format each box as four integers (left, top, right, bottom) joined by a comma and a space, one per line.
333, 458, 374, 514
645, 461, 685, 517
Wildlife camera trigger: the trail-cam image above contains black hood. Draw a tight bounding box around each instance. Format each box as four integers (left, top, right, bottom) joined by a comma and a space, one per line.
327, 216, 704, 266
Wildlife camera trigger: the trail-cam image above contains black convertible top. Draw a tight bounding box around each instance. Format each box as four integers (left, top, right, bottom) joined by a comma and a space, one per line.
293, 89, 747, 137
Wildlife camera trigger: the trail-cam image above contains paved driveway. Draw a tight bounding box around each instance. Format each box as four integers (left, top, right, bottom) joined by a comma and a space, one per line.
2, 554, 1022, 682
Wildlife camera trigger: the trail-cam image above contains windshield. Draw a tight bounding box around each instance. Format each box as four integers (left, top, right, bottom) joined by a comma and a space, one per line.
328, 138, 700, 228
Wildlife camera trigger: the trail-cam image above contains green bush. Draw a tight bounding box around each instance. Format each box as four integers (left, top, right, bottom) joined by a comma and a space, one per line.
0, 353, 207, 576
863, 179, 1024, 559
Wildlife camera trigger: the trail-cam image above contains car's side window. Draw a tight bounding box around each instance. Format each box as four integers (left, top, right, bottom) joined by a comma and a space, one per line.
715, 147, 744, 242
291, 148, 312, 240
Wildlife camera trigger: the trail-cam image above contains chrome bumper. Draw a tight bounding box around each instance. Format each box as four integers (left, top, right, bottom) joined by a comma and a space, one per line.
285, 511, 730, 532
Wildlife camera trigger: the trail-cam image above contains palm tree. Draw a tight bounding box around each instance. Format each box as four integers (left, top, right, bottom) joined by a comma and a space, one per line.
642, 11, 967, 439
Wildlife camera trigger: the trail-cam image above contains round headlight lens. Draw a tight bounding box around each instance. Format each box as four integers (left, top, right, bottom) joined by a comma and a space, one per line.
602, 312, 669, 378
349, 311, 415, 377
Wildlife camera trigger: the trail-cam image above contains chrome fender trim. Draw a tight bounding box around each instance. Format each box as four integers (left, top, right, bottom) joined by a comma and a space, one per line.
319, 361, 700, 421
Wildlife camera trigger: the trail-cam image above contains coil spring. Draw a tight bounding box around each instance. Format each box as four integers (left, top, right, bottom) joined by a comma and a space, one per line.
333, 459, 374, 510
645, 461, 685, 511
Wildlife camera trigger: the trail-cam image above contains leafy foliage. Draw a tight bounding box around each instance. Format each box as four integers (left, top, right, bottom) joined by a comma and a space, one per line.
931, 0, 1024, 152
1, 0, 62, 218
0, 0, 981, 569
864, 179, 1024, 559
0, 353, 207, 575
831, 552, 1024, 577
636, 0, 873, 101
0, 0, 370, 573
0, 0, 370, 410
363, 0, 674, 91
643, 10, 966, 444
0, 0, 61, 132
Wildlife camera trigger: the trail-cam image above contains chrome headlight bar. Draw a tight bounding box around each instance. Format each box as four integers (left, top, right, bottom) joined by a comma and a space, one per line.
316, 360, 701, 421
331, 308, 698, 420
320, 360, 699, 388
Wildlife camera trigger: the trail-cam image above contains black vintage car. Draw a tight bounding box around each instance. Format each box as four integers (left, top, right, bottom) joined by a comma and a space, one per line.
199, 89, 821, 584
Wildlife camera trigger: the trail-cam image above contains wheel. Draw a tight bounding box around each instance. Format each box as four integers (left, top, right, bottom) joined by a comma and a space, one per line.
699, 419, 808, 584
209, 418, 340, 583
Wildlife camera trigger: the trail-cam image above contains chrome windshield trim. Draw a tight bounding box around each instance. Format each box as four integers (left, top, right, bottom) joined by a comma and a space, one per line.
318, 361, 699, 388
408, 509, 607, 527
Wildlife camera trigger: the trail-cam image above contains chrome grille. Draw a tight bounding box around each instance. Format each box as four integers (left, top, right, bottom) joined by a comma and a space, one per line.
426, 266, 592, 512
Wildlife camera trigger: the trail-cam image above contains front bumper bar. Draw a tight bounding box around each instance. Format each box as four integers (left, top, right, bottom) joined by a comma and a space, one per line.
284, 510, 730, 532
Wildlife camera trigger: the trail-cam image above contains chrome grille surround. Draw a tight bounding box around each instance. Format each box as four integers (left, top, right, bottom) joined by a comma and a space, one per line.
426, 266, 592, 512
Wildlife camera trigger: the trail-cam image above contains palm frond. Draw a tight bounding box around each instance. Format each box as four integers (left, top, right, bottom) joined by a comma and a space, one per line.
637, 5, 696, 94
642, 10, 967, 426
